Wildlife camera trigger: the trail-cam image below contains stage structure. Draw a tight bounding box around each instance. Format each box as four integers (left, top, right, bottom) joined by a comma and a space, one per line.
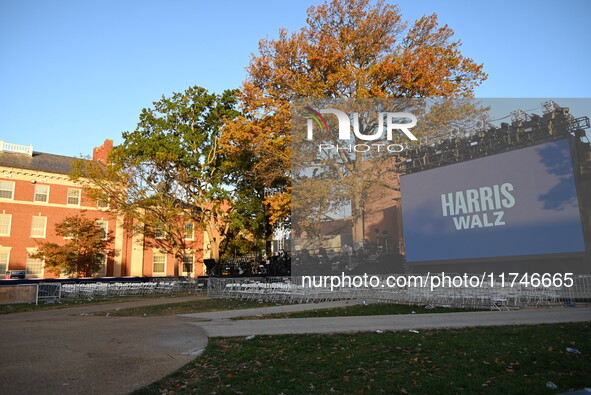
399, 101, 591, 274
291, 100, 590, 276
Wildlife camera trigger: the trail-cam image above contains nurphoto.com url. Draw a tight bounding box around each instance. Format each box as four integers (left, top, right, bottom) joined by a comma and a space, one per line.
301, 272, 575, 292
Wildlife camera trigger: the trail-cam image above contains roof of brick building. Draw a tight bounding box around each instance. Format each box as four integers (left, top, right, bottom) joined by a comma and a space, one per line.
0, 150, 80, 175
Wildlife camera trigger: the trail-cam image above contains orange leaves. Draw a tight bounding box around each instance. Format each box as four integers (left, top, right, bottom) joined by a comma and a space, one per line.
236, 0, 487, 122
264, 189, 291, 225
220, 0, 488, 227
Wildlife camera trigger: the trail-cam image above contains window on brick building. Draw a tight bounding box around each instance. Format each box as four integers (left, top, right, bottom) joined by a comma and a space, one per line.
184, 222, 194, 240
0, 213, 11, 236
31, 216, 47, 238
67, 188, 81, 205
97, 197, 109, 208
26, 248, 43, 278
0, 181, 15, 199
95, 220, 108, 240
34, 184, 50, 202
0, 249, 10, 275
153, 253, 166, 275
94, 253, 107, 277
182, 253, 194, 275
154, 224, 165, 239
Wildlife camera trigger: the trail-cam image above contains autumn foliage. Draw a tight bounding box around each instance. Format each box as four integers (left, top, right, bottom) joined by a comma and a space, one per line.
221, 0, 487, 226
30, 214, 111, 278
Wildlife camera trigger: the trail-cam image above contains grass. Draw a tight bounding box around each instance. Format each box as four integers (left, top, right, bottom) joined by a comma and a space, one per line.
135, 322, 591, 394
95, 298, 283, 317
236, 303, 482, 320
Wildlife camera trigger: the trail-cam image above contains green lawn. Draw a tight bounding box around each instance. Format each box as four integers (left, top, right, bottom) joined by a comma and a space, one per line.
136, 322, 591, 394
236, 303, 482, 320
95, 298, 282, 317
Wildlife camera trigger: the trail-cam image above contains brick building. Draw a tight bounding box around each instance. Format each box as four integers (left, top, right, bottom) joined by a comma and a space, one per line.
0, 140, 206, 278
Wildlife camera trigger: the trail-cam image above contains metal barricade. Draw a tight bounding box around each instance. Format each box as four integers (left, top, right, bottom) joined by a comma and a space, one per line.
207, 273, 591, 309
37, 283, 62, 302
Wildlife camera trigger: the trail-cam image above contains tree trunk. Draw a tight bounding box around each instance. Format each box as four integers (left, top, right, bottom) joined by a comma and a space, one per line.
172, 246, 180, 279
206, 224, 224, 262
351, 195, 365, 245
209, 239, 220, 261
264, 210, 273, 257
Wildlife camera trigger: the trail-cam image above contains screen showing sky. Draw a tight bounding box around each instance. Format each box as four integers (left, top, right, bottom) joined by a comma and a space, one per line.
401, 138, 586, 262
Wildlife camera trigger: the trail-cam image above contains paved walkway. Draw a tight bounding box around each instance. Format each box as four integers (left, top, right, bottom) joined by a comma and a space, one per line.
0, 296, 208, 395
186, 305, 591, 337
183, 299, 365, 320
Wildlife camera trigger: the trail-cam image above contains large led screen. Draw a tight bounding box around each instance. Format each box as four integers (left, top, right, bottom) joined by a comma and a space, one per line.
400, 139, 586, 262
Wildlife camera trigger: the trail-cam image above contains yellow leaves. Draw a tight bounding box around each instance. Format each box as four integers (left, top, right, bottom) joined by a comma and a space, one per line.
264, 190, 291, 225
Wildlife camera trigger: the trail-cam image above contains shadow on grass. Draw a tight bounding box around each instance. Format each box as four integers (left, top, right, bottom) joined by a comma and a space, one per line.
235, 303, 484, 320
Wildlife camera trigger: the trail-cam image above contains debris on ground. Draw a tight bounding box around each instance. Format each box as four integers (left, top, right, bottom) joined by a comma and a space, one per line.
546, 381, 558, 390
566, 347, 582, 354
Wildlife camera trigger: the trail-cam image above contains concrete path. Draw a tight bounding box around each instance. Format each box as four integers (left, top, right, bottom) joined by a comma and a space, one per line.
189, 306, 591, 337
182, 299, 365, 320
0, 296, 208, 395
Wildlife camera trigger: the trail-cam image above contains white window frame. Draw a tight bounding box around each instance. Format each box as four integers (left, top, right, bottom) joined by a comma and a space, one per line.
154, 225, 165, 240
0, 181, 15, 200
97, 197, 109, 209
182, 252, 194, 276
0, 213, 12, 236
30, 216, 47, 238
67, 188, 81, 205
95, 220, 108, 240
152, 252, 167, 275
94, 252, 107, 277
26, 247, 44, 278
184, 222, 194, 240
0, 247, 11, 275
34, 184, 50, 203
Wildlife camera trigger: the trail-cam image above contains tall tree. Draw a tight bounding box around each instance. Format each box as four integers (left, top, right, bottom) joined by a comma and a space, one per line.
222, 0, 487, 245
30, 214, 111, 278
73, 86, 239, 276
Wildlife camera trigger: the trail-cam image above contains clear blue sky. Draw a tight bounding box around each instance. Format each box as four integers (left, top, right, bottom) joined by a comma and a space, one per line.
1, 0, 590, 157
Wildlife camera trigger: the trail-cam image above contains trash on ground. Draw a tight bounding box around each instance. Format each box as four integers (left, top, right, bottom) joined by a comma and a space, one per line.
546, 381, 558, 390
408, 330, 420, 334
245, 335, 255, 340
376, 330, 384, 334
566, 347, 582, 354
